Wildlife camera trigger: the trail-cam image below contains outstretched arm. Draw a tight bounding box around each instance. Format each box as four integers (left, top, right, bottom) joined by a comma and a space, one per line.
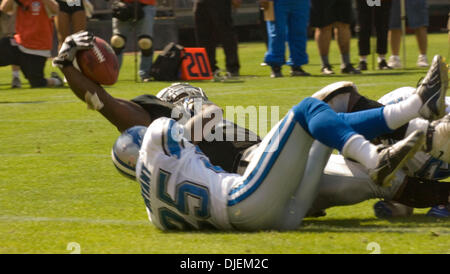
61, 65, 152, 132
54, 31, 152, 132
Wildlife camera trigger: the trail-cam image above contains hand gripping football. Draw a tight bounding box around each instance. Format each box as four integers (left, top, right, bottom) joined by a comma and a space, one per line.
76, 36, 119, 85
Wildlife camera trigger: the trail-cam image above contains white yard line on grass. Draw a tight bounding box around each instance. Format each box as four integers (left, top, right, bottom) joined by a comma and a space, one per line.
301, 225, 450, 234
0, 215, 448, 234
0, 153, 109, 157
0, 100, 79, 105
0, 119, 100, 122
0, 215, 149, 226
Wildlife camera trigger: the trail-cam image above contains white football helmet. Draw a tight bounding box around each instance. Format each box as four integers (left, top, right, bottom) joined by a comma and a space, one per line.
111, 126, 147, 179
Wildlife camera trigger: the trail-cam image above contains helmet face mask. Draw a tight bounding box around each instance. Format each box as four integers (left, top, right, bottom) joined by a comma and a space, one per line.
112, 126, 147, 179
156, 83, 208, 105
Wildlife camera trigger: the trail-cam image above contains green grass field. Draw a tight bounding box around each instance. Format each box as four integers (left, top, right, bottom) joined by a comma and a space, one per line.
0, 33, 449, 254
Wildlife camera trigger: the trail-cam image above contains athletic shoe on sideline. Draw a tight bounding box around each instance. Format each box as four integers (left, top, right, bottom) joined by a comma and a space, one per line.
378, 59, 392, 70
321, 65, 334, 75
417, 55, 429, 67
341, 63, 361, 74
387, 55, 402, 68
358, 60, 368, 71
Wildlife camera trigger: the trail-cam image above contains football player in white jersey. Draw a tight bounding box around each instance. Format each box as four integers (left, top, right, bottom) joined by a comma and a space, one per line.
112, 79, 450, 230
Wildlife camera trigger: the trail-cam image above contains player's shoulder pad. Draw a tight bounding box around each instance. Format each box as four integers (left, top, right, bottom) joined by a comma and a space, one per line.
145, 117, 184, 159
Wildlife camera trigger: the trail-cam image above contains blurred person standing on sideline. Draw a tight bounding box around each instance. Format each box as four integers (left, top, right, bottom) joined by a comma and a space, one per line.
356, 0, 392, 71
387, 0, 429, 68
0, 0, 64, 88
0, 2, 21, 88
310, 0, 361, 75
193, 0, 241, 77
54, 0, 93, 50
260, 0, 310, 78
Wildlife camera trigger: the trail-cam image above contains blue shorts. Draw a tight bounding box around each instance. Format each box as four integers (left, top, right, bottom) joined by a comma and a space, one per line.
389, 0, 429, 29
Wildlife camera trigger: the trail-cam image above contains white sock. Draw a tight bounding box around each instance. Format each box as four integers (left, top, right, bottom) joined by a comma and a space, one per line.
341, 134, 379, 169
377, 55, 385, 62
12, 70, 19, 78
404, 118, 429, 137
383, 94, 422, 130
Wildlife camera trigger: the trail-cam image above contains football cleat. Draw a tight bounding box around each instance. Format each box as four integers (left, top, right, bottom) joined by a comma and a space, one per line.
414, 55, 448, 121
425, 113, 450, 163
373, 201, 414, 218
373, 201, 393, 218
426, 205, 450, 218
369, 130, 426, 187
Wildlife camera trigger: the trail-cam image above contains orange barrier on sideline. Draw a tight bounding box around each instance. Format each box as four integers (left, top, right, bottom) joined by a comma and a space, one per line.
180, 48, 213, 80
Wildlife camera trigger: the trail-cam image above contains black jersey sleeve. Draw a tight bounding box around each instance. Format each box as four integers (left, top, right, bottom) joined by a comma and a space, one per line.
131, 94, 175, 121
197, 121, 261, 173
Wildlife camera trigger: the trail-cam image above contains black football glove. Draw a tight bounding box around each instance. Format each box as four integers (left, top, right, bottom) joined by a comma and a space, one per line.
53, 31, 94, 68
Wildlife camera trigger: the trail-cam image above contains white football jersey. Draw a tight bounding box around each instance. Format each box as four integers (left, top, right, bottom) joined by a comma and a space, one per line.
378, 87, 450, 180
135, 118, 239, 231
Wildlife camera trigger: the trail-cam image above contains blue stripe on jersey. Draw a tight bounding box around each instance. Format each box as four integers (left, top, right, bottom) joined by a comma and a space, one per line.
415, 157, 450, 180
112, 150, 135, 179
165, 119, 182, 159
227, 113, 295, 206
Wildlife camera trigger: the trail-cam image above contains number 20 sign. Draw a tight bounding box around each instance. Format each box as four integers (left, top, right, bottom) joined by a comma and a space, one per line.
180, 48, 213, 81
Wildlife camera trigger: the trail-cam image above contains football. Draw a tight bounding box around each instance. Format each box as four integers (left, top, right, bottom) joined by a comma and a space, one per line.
76, 36, 119, 85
